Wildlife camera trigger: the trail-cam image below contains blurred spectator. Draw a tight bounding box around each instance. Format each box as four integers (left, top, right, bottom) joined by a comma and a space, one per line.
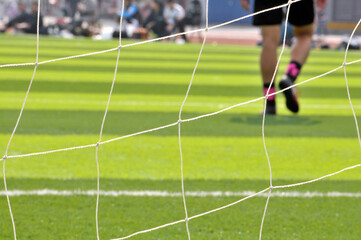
164, 0, 186, 41
48, 0, 69, 18
71, 0, 97, 36
143, 0, 165, 37
4, 2, 29, 31
4, 2, 46, 35
26, 2, 45, 34
113, 0, 141, 38
46, 0, 71, 36
3, 1, 21, 21
315, 4, 329, 48
74, 0, 96, 22
65, 0, 79, 17
183, 0, 201, 27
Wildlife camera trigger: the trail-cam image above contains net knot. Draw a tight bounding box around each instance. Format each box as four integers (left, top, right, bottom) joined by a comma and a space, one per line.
96, 142, 101, 147
2, 155, 8, 160
185, 217, 189, 223
177, 119, 183, 124
342, 61, 347, 67
118, 44, 122, 50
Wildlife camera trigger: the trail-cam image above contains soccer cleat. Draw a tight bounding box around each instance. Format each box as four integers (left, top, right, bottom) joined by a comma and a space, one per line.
261, 100, 276, 115
262, 86, 276, 115
279, 76, 299, 113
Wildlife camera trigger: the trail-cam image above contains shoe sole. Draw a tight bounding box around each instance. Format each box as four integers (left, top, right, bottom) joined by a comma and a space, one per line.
279, 80, 299, 113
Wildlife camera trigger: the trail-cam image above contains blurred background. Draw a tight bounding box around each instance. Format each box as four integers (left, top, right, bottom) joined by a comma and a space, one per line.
0, 0, 360, 48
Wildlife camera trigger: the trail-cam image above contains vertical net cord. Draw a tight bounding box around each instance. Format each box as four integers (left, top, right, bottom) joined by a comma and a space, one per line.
258, 188, 272, 240
2, 1, 41, 239
177, 1, 209, 238
0, 1, 360, 239
259, 1, 292, 239
342, 19, 361, 150
95, 1, 125, 239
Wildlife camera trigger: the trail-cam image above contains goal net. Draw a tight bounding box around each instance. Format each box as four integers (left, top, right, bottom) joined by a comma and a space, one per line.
1, 0, 361, 239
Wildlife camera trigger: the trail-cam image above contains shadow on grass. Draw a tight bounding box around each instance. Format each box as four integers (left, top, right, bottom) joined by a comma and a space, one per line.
1, 110, 358, 138
230, 115, 321, 126
1, 80, 359, 99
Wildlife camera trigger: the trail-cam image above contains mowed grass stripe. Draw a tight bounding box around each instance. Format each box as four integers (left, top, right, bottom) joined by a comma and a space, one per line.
2, 79, 361, 99
2, 46, 262, 60
1, 48, 352, 65
1, 47, 356, 68
1, 194, 360, 240
2, 35, 359, 66
1, 109, 360, 138
2, 91, 361, 109
1, 35, 361, 239
1, 53, 353, 70
2, 63, 357, 78
2, 34, 359, 62
1, 70, 356, 89
1, 134, 360, 181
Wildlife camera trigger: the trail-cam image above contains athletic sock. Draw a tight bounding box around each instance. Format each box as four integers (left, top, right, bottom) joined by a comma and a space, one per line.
285, 61, 302, 83
262, 83, 276, 114
263, 83, 276, 102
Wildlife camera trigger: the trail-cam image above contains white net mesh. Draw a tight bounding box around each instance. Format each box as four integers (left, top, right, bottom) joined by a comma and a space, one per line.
1, 0, 361, 239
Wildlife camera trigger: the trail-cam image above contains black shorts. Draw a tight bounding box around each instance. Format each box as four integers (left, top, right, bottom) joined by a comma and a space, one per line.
253, 0, 315, 26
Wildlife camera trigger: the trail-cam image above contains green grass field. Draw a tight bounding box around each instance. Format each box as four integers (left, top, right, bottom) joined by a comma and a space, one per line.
1, 34, 361, 240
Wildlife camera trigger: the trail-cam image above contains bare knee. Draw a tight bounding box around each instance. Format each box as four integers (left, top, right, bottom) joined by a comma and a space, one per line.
294, 24, 314, 40
262, 35, 279, 50
261, 26, 280, 50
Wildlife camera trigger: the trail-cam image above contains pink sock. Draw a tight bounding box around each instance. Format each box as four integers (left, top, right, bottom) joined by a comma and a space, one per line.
264, 87, 276, 101
286, 61, 302, 82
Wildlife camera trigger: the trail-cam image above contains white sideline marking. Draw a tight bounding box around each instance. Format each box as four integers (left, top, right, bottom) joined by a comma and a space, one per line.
1, 190, 361, 198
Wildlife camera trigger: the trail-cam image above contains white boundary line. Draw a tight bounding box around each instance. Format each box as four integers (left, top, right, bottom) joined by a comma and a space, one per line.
1, 189, 361, 198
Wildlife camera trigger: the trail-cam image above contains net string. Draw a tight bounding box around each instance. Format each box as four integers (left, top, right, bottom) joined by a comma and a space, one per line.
0, 59, 344, 162
259, 189, 272, 240
343, 19, 361, 149
1, 0, 360, 239
0, 0, 300, 69
2, 1, 41, 239
94, 31, 122, 240
259, 1, 293, 237
112, 162, 361, 240
177, 0, 209, 237
95, 1, 125, 239
0, 64, 354, 161
112, 187, 272, 240
1, 64, 346, 161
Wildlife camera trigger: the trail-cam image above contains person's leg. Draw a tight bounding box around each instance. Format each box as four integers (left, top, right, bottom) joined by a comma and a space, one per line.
279, 24, 314, 113
260, 25, 281, 114
291, 24, 314, 67
286, 0, 315, 78
279, 0, 315, 113
252, 0, 284, 114
177, 19, 186, 41
261, 25, 281, 84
